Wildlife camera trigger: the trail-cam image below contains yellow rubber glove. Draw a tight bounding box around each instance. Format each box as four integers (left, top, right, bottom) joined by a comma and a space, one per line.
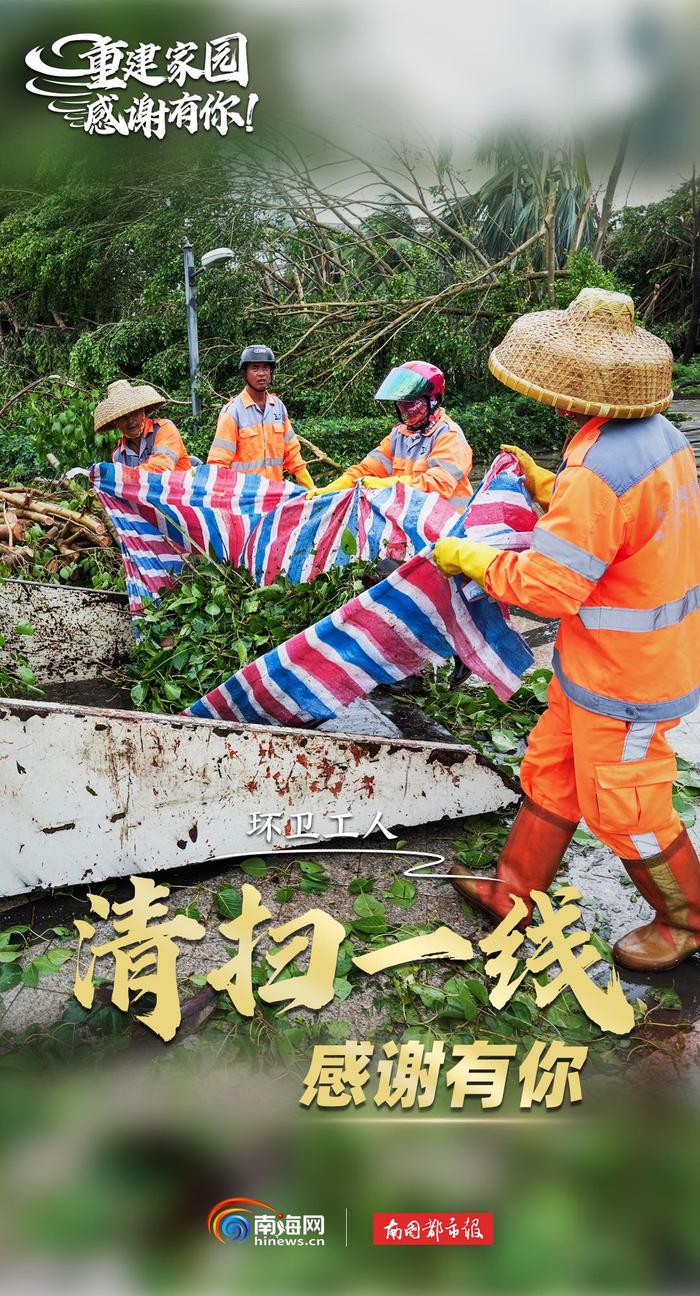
306, 473, 354, 499
294, 467, 315, 490
433, 537, 501, 588
500, 444, 555, 509
361, 474, 412, 489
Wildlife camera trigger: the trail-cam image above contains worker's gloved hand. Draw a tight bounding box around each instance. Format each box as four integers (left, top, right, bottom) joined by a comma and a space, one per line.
306, 473, 354, 499
500, 444, 555, 509
433, 537, 500, 588
361, 474, 412, 489
294, 467, 315, 491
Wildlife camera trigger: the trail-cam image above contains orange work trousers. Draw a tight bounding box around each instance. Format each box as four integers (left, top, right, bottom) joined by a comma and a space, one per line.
520, 676, 682, 860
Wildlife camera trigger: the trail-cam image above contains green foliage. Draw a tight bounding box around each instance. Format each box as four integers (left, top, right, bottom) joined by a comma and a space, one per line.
0, 624, 44, 699
673, 358, 700, 395
214, 884, 243, 920
0, 385, 105, 481
0, 921, 73, 1001
0, 539, 125, 593
126, 558, 376, 714
1, 156, 692, 487
0, 422, 42, 483
554, 250, 626, 305
296, 416, 389, 472
382, 877, 416, 909
452, 394, 562, 463
9, 386, 101, 475
674, 758, 700, 829
605, 179, 697, 351
0, 164, 261, 397
413, 665, 552, 774
452, 813, 513, 872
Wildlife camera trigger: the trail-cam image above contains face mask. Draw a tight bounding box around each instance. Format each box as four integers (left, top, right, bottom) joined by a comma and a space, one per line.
397, 398, 429, 427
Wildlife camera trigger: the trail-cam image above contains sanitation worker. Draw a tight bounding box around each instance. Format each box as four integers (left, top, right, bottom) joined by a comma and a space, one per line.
307, 361, 473, 507
207, 344, 315, 489
433, 288, 700, 973
94, 380, 192, 472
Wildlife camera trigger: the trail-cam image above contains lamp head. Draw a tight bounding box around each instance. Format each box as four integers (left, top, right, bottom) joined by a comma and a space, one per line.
200, 247, 235, 270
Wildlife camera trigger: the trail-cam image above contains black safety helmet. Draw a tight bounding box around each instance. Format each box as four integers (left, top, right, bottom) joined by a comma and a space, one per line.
239, 344, 276, 374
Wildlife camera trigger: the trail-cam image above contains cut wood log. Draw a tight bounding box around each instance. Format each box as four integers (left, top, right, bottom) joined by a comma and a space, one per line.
0, 495, 107, 536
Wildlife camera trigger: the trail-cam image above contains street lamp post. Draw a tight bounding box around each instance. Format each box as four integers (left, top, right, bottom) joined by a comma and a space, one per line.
183, 237, 201, 420
183, 237, 236, 425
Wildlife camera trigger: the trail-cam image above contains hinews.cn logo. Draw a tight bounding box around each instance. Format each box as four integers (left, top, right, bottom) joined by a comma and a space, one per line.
208, 1196, 325, 1247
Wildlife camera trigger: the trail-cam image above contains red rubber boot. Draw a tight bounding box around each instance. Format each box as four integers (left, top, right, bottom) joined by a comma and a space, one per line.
450, 795, 579, 926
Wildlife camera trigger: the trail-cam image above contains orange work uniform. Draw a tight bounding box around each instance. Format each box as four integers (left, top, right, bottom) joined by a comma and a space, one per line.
344, 408, 473, 507
207, 388, 307, 481
112, 417, 191, 472
484, 413, 700, 859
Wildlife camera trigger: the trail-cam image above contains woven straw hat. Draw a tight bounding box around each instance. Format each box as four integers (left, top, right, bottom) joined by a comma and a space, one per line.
94, 379, 166, 432
488, 288, 673, 419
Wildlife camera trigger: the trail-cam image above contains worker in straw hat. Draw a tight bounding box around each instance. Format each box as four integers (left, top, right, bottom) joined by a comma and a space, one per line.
94, 380, 192, 472
433, 287, 700, 973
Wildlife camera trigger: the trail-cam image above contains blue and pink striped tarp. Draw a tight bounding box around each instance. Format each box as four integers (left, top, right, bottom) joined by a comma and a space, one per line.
90, 453, 538, 726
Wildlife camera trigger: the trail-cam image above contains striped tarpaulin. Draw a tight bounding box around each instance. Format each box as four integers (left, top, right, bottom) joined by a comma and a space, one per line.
90, 461, 472, 614
90, 453, 538, 724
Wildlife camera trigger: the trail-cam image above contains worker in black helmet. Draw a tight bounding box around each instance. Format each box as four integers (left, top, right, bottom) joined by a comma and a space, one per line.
206, 344, 315, 488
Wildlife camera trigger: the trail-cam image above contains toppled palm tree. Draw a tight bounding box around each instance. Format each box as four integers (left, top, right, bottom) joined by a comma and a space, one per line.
442, 135, 598, 274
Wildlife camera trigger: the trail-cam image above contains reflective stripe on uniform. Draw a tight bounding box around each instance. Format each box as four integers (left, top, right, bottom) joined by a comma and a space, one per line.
231, 394, 286, 428
579, 584, 700, 632
581, 415, 689, 496
553, 648, 700, 722
630, 831, 662, 858
350, 411, 472, 503
531, 528, 608, 581
622, 722, 656, 762
226, 456, 284, 472
160, 446, 179, 463
428, 457, 463, 481
369, 451, 393, 472
390, 424, 448, 461
209, 389, 304, 480
391, 433, 429, 461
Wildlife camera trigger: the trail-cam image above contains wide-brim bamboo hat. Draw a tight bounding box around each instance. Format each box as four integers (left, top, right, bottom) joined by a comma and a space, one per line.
488, 288, 673, 419
94, 379, 166, 432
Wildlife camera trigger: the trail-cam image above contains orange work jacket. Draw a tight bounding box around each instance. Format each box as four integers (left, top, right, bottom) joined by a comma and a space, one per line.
207, 388, 306, 481
112, 417, 191, 472
485, 414, 700, 722
344, 408, 473, 507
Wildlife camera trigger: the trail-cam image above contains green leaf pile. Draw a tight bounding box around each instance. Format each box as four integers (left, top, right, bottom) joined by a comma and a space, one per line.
126, 558, 376, 714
